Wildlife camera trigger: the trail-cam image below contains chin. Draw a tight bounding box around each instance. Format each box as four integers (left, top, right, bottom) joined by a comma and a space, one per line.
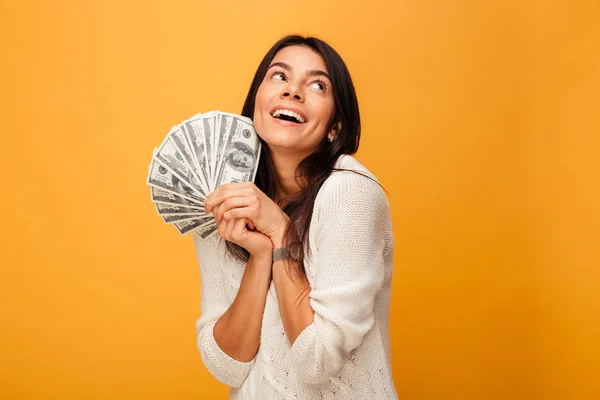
263, 132, 300, 150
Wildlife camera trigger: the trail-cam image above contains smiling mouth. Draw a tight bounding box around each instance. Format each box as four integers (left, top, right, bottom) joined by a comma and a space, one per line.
271, 109, 306, 124
276, 114, 301, 123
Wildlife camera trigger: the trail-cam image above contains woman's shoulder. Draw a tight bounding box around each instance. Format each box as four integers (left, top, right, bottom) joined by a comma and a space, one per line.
315, 154, 386, 208
334, 154, 374, 176
326, 154, 381, 189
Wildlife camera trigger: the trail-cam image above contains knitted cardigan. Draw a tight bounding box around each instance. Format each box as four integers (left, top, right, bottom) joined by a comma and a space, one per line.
194, 155, 397, 399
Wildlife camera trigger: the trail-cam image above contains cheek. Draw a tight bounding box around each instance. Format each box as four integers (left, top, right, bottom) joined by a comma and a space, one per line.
253, 93, 263, 118
253, 86, 270, 123
315, 99, 335, 128
252, 100, 268, 140
254, 82, 273, 109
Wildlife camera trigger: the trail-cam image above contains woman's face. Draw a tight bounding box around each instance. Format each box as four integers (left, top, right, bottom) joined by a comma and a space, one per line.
253, 45, 335, 156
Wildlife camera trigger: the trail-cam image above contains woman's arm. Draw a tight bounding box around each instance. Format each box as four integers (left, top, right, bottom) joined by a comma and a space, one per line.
272, 173, 392, 385
213, 251, 272, 362
195, 219, 273, 388
270, 244, 314, 345
203, 182, 314, 343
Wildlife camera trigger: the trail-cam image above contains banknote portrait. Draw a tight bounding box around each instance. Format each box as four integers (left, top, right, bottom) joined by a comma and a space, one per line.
169, 168, 199, 198
224, 142, 256, 172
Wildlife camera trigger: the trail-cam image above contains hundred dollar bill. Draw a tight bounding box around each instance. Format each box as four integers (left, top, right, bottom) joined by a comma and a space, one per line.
195, 221, 217, 239
155, 202, 204, 215
174, 217, 215, 236
169, 125, 205, 190
213, 112, 251, 170
150, 187, 204, 208
162, 213, 200, 224
214, 115, 261, 187
147, 157, 205, 204
199, 112, 217, 188
213, 113, 258, 179
155, 134, 206, 198
214, 112, 233, 180
182, 114, 211, 193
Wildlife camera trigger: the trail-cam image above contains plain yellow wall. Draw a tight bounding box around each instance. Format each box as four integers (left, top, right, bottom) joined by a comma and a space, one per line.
1, 0, 598, 398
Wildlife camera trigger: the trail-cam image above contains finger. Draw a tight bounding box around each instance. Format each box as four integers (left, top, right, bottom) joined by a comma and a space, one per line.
212, 202, 223, 225
225, 218, 246, 241
219, 197, 256, 221
230, 218, 248, 242
222, 218, 235, 239
222, 206, 258, 223
218, 182, 253, 191
204, 187, 225, 212
246, 219, 255, 230
204, 190, 219, 213
214, 199, 248, 225
205, 184, 257, 212
217, 217, 231, 238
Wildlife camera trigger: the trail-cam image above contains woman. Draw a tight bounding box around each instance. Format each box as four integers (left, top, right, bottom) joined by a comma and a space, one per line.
195, 35, 397, 399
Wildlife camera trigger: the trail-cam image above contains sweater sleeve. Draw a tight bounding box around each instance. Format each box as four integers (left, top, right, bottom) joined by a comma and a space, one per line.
193, 233, 256, 388
288, 172, 391, 385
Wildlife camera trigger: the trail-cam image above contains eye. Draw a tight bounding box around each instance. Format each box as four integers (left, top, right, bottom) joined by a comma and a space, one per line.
271, 71, 286, 81
310, 80, 327, 92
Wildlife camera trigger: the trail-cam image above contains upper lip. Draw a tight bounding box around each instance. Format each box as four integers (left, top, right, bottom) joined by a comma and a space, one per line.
269, 105, 308, 123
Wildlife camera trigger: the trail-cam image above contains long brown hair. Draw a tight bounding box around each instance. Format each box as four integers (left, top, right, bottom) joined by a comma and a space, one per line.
226, 35, 362, 270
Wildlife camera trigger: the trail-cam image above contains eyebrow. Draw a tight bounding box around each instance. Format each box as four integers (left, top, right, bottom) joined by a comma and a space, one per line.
268, 61, 331, 80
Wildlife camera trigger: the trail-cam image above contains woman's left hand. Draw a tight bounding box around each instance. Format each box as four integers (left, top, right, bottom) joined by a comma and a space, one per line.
205, 182, 289, 246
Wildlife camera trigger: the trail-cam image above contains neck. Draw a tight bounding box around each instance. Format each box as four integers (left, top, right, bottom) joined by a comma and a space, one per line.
270, 148, 308, 202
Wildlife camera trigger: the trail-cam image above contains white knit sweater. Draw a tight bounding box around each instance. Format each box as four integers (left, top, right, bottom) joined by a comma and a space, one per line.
193, 155, 397, 399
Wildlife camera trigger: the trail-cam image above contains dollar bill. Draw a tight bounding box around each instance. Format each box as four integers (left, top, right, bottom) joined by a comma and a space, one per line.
154, 137, 206, 198
214, 116, 261, 187
200, 112, 216, 188
154, 136, 206, 197
214, 112, 233, 180
195, 221, 217, 239
169, 125, 205, 191
155, 202, 204, 215
178, 115, 199, 157
147, 157, 205, 204
213, 112, 249, 169
174, 218, 215, 236
162, 213, 200, 223
182, 115, 211, 193
155, 133, 206, 198
150, 187, 204, 208
149, 111, 260, 239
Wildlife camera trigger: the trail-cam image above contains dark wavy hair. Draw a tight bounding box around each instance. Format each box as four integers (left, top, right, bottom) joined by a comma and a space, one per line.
226, 35, 362, 270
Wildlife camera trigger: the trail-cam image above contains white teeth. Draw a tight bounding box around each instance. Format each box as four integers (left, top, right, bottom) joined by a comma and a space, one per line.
271, 109, 305, 123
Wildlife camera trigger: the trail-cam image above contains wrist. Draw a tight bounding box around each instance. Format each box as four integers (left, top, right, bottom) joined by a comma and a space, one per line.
271, 235, 285, 249
270, 219, 289, 248
248, 242, 274, 262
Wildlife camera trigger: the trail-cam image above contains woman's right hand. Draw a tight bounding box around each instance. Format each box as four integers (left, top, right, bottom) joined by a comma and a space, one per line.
216, 217, 273, 259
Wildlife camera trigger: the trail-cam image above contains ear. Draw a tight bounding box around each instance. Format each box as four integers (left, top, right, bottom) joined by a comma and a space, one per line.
327, 121, 342, 142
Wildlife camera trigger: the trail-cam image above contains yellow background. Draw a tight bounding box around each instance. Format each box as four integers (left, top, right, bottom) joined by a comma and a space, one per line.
1, 0, 599, 398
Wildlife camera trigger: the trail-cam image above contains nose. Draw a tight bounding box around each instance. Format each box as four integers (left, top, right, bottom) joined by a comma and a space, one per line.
280, 85, 304, 102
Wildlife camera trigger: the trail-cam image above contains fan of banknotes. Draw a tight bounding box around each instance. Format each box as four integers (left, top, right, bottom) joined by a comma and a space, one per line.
146, 111, 262, 238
